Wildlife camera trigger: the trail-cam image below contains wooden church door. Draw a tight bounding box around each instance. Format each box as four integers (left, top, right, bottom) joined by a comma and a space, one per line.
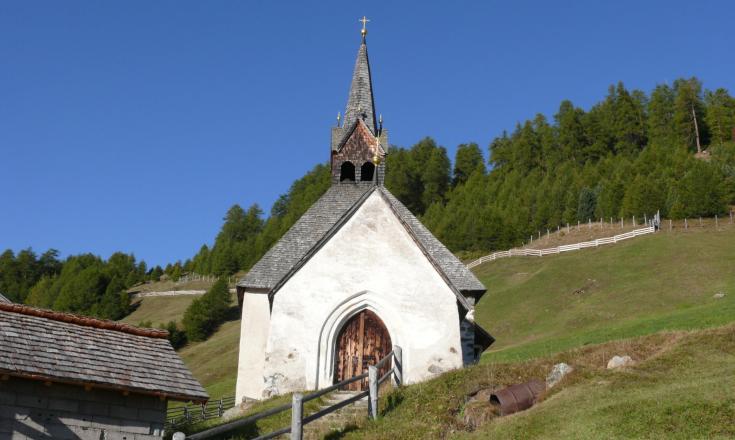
334, 310, 392, 390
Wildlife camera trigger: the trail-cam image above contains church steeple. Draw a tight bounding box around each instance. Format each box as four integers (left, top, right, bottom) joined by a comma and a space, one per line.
330, 18, 388, 184
343, 19, 377, 134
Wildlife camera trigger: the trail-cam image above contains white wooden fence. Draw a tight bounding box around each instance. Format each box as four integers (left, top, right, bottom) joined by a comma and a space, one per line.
466, 225, 656, 269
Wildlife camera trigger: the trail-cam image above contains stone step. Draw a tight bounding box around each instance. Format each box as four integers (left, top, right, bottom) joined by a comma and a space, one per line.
303, 390, 370, 439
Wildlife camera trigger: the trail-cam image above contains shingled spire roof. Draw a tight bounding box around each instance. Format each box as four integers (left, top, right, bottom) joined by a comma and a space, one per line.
343, 36, 377, 134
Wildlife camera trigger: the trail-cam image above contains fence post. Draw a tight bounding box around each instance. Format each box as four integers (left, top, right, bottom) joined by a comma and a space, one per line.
201, 402, 206, 420
393, 345, 403, 386
669, 219, 672, 232
730, 211, 733, 224
218, 398, 224, 417
184, 406, 190, 423
633, 216, 636, 226
368, 366, 378, 420
291, 393, 303, 440
699, 217, 702, 227
716, 215, 719, 229
685, 218, 688, 229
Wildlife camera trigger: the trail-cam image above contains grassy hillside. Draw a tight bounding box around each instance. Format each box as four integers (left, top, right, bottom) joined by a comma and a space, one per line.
340, 324, 735, 439
178, 320, 240, 399
122, 295, 200, 326
473, 226, 735, 362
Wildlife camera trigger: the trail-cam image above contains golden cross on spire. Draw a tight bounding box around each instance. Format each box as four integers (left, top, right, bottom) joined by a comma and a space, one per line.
359, 16, 370, 39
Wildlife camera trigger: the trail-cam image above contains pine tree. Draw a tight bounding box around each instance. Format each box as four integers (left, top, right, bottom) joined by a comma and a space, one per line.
673, 78, 708, 152
611, 82, 647, 154
577, 187, 597, 222
704, 88, 735, 146
555, 100, 586, 164
648, 84, 676, 147
452, 143, 485, 186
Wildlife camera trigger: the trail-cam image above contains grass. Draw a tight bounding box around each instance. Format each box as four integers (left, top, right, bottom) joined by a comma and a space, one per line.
128, 278, 214, 294
178, 318, 241, 399
337, 324, 735, 439
484, 294, 735, 363
473, 226, 735, 361
121, 295, 200, 326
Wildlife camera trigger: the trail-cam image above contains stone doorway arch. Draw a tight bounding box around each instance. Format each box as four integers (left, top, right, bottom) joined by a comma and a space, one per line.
333, 309, 392, 390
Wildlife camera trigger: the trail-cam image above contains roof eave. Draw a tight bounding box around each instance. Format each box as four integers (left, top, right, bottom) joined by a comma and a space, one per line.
0, 369, 209, 404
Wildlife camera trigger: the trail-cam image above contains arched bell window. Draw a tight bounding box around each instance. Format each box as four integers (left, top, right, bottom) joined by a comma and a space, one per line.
340, 161, 356, 182
360, 162, 375, 181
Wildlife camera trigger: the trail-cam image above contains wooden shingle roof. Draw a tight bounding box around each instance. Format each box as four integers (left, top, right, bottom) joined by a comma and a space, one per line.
0, 303, 208, 403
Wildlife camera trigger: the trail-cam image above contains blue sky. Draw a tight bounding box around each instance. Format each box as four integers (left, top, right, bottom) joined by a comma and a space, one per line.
1, 1, 733, 267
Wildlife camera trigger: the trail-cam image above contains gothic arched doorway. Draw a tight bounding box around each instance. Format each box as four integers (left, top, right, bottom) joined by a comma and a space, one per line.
333, 309, 392, 390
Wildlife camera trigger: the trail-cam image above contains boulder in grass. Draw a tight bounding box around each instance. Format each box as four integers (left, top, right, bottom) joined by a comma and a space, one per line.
607, 355, 634, 369
546, 363, 573, 388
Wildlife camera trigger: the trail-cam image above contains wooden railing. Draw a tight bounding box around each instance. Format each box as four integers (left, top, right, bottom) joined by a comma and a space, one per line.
182, 346, 403, 440
466, 226, 656, 269
166, 396, 237, 430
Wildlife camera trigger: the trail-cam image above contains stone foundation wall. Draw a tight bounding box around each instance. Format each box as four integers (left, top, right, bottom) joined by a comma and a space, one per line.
0, 377, 166, 440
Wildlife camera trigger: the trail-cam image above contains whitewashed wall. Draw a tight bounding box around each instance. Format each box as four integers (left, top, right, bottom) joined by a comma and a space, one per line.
256, 191, 463, 398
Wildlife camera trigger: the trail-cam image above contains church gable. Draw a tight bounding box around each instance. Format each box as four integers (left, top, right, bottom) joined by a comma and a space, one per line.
276, 191, 459, 306
265, 190, 466, 391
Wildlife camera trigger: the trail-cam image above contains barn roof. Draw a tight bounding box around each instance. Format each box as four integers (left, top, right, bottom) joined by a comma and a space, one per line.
0, 292, 10, 303
0, 303, 209, 403
238, 184, 486, 303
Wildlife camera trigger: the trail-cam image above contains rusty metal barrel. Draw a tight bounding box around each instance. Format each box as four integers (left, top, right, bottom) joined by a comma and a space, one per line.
490, 380, 545, 416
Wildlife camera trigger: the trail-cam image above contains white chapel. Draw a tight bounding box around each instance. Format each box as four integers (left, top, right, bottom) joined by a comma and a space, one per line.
235, 24, 492, 403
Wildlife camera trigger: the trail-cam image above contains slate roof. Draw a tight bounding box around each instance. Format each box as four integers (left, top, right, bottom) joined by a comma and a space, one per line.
342, 40, 377, 136
238, 184, 486, 304
0, 303, 209, 403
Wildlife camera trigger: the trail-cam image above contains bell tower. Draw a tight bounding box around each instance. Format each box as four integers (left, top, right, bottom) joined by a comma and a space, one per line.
330, 17, 388, 184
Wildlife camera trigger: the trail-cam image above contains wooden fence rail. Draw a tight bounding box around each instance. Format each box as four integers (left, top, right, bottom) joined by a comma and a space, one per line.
166, 396, 237, 430
180, 346, 403, 440
466, 226, 656, 269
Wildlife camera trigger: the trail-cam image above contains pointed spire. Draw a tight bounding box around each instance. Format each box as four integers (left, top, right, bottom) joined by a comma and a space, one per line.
343, 19, 377, 134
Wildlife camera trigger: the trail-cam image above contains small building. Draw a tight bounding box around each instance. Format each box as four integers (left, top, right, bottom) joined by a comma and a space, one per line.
0, 302, 208, 439
235, 26, 493, 403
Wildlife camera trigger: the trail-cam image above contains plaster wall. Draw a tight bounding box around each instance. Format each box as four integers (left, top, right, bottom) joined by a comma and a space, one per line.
259, 191, 463, 397
235, 293, 271, 403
